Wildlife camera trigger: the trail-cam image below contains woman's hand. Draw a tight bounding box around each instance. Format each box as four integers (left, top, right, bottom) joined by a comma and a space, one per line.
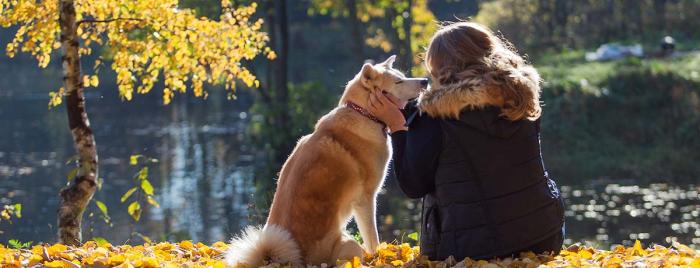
368, 91, 408, 133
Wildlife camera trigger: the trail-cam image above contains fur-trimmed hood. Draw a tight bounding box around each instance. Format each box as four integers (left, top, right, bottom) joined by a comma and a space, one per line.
417, 64, 541, 121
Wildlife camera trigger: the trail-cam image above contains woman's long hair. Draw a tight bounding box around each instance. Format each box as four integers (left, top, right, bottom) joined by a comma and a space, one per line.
425, 21, 541, 121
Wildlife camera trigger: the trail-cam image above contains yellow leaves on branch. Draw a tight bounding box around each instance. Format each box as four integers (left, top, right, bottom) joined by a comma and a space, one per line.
1, 240, 698, 267
82, 75, 99, 88
0, 204, 21, 223
0, 0, 59, 68
106, 1, 271, 104
48, 87, 65, 107
0, 0, 273, 106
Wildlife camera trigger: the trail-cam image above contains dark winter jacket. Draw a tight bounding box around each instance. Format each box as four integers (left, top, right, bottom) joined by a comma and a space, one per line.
391, 68, 565, 261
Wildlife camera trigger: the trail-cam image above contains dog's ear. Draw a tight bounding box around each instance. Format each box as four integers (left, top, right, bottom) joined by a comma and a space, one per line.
380, 55, 397, 69
360, 63, 377, 88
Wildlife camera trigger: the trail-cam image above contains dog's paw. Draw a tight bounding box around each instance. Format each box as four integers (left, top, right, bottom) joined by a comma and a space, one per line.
362, 244, 377, 256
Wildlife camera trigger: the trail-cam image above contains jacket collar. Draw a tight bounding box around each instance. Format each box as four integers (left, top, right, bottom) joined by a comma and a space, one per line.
417, 75, 501, 119
416, 68, 541, 138
417, 64, 541, 121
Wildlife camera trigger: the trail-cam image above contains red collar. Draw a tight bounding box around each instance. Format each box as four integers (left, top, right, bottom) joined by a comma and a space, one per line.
345, 101, 386, 129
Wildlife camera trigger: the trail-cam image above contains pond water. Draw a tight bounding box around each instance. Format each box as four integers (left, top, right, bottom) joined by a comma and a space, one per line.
559, 183, 699, 248
0, 88, 261, 244
0, 55, 698, 249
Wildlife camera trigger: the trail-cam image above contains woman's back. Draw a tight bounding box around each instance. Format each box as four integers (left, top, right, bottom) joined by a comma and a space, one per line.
415, 107, 564, 260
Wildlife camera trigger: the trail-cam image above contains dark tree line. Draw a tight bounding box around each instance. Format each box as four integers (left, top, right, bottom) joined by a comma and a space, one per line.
476, 0, 700, 51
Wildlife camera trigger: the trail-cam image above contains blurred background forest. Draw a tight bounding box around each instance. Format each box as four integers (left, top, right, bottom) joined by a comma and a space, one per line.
0, 0, 699, 249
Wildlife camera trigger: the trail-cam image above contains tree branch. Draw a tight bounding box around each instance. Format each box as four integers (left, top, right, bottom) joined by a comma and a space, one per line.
76, 18, 143, 26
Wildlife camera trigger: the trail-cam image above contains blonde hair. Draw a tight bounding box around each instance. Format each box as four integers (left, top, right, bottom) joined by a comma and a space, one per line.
425, 21, 541, 121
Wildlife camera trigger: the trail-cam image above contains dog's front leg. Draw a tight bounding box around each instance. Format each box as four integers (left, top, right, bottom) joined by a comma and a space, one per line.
352, 195, 380, 254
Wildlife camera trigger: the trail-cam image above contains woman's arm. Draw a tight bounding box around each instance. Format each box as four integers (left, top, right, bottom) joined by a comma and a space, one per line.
390, 116, 440, 199
368, 91, 441, 198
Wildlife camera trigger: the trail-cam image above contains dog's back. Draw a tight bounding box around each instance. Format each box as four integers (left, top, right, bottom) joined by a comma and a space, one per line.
269, 107, 389, 263
225, 107, 388, 266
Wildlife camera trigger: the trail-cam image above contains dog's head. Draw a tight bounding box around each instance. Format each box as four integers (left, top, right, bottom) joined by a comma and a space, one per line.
357, 55, 428, 108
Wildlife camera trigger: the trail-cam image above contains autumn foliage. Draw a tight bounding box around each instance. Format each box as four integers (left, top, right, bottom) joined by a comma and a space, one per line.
0, 0, 275, 105
0, 240, 698, 267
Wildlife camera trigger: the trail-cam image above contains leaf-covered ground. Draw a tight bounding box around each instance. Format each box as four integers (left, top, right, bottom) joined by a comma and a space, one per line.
0, 240, 698, 267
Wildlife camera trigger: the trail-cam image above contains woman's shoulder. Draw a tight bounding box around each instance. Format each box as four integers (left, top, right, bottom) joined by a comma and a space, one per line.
401, 107, 442, 141
409, 110, 442, 127
448, 107, 536, 139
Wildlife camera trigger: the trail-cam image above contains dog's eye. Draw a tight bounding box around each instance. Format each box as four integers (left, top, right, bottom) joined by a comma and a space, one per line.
394, 80, 403, 84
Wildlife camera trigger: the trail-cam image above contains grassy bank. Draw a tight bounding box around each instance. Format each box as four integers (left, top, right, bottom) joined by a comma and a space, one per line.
536, 52, 700, 184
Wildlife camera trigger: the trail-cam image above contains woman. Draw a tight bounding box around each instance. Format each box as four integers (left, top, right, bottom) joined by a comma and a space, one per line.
369, 22, 565, 260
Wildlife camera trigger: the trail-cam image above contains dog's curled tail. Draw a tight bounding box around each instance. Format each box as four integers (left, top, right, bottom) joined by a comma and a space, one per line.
225, 224, 302, 267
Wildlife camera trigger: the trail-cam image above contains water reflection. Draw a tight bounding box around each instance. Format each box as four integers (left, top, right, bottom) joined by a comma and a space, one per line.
561, 183, 699, 248
0, 88, 259, 244
154, 112, 257, 242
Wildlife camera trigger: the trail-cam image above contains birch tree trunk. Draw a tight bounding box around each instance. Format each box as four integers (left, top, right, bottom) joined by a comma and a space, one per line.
57, 0, 99, 246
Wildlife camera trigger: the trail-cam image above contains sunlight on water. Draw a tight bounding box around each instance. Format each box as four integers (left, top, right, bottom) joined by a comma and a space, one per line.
561, 183, 699, 249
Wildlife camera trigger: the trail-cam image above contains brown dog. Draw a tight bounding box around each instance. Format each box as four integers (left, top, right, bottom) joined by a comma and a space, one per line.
225, 56, 426, 267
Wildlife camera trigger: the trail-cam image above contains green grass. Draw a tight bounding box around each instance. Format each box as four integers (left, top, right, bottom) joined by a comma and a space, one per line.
535, 51, 700, 95
535, 51, 700, 184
